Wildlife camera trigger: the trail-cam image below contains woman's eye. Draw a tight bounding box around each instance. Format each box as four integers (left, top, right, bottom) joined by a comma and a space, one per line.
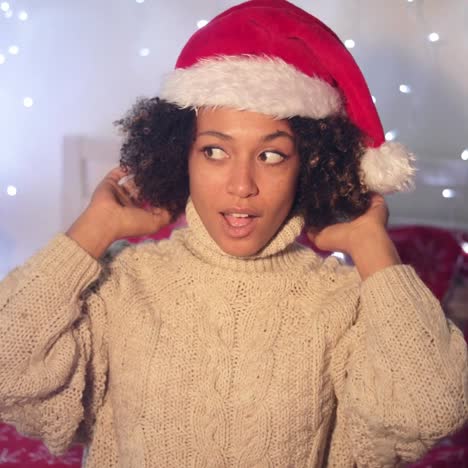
202, 147, 227, 160
259, 151, 286, 165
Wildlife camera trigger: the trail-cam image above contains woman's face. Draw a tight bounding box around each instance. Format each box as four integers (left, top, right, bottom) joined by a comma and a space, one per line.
188, 107, 301, 257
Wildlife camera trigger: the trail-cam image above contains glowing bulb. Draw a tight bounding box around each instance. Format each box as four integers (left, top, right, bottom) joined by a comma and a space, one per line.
385, 130, 397, 141
399, 84, 411, 94
18, 10, 28, 21
461, 149, 468, 161
428, 32, 440, 42
332, 252, 346, 261
344, 39, 355, 49
407, 0, 414, 2
139, 48, 150, 57
135, 0, 144, 3
23, 97, 33, 107
0, 2, 10, 12
442, 188, 456, 199
197, 19, 209, 28
6, 185, 17, 196
462, 242, 468, 254
0, 54, 5, 65
8, 45, 19, 55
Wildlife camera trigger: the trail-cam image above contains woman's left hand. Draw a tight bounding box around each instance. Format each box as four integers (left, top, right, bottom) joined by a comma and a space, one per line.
307, 193, 401, 279
306, 193, 388, 255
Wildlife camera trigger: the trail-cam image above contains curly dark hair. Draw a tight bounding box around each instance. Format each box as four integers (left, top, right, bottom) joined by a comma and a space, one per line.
113, 97, 371, 230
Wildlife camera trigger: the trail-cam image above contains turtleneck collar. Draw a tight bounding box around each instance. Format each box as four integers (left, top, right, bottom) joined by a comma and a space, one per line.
174, 198, 318, 273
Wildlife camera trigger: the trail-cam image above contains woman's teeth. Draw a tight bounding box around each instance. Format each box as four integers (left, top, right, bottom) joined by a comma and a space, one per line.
224, 213, 254, 227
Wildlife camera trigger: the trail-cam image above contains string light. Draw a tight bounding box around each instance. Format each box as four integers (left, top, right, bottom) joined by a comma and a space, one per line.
461, 149, 468, 161
385, 130, 398, 141
197, 19, 209, 29
6, 185, 17, 196
23, 97, 33, 108
3, 4, 32, 112
139, 48, 150, 57
399, 84, 412, 94
428, 32, 440, 42
332, 252, 346, 261
8, 45, 19, 55
442, 188, 456, 199
462, 243, 468, 254
135, 0, 145, 3
344, 39, 355, 49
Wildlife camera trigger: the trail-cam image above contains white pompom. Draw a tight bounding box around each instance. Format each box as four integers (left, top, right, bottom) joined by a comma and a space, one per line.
361, 142, 416, 193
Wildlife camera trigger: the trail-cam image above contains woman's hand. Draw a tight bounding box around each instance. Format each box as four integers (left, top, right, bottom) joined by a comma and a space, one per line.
88, 166, 171, 239
306, 193, 388, 254
66, 166, 171, 259
306, 193, 401, 280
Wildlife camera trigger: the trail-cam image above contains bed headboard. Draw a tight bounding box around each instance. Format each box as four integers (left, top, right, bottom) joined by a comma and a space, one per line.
61, 135, 121, 231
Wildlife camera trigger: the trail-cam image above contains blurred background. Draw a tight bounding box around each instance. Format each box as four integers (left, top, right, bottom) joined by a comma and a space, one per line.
0, 1, 468, 466
1, 0, 467, 277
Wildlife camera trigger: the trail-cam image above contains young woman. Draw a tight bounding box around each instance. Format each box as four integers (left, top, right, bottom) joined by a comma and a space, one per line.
1, 1, 467, 467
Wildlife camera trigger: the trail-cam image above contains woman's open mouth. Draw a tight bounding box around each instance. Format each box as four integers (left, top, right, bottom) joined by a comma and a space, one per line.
220, 212, 260, 238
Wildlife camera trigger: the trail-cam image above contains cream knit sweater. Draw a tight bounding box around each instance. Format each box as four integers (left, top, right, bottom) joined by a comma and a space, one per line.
1, 200, 467, 468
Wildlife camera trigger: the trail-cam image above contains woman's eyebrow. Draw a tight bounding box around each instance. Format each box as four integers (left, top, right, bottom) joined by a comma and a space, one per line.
196, 130, 295, 142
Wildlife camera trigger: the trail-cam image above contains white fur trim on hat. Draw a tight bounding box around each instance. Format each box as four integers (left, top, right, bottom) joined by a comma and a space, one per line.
160, 55, 343, 119
361, 142, 416, 194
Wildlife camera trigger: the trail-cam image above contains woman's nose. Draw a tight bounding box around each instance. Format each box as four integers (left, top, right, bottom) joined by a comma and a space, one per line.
226, 160, 259, 198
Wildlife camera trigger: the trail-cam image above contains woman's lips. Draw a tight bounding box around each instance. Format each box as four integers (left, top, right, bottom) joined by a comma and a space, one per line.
220, 213, 259, 238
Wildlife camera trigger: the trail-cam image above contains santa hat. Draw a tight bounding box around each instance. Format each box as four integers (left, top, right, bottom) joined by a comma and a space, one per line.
160, 0, 415, 194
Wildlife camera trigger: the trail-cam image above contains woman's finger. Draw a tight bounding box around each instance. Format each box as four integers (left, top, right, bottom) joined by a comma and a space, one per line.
117, 173, 141, 201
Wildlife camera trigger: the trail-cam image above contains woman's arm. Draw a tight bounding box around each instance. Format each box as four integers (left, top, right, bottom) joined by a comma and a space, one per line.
0, 166, 169, 455
348, 225, 401, 280
310, 194, 468, 465
326, 261, 468, 466
0, 233, 115, 455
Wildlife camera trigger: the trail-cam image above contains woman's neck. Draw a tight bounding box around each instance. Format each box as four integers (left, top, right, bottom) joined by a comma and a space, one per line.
177, 198, 315, 273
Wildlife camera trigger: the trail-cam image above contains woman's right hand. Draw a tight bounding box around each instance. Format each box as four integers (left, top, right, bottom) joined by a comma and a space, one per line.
66, 166, 172, 258
89, 166, 171, 239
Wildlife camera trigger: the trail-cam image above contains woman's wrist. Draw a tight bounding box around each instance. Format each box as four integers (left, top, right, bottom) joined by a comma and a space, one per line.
348, 226, 401, 280
66, 208, 118, 260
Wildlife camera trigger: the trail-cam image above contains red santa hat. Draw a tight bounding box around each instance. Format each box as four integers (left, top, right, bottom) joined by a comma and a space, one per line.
160, 0, 415, 194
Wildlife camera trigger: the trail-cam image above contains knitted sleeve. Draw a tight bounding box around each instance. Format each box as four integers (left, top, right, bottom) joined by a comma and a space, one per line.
0, 233, 119, 456
327, 263, 468, 467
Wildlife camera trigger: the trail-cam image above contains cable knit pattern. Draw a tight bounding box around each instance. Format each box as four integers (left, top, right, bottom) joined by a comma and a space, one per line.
1, 199, 467, 467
